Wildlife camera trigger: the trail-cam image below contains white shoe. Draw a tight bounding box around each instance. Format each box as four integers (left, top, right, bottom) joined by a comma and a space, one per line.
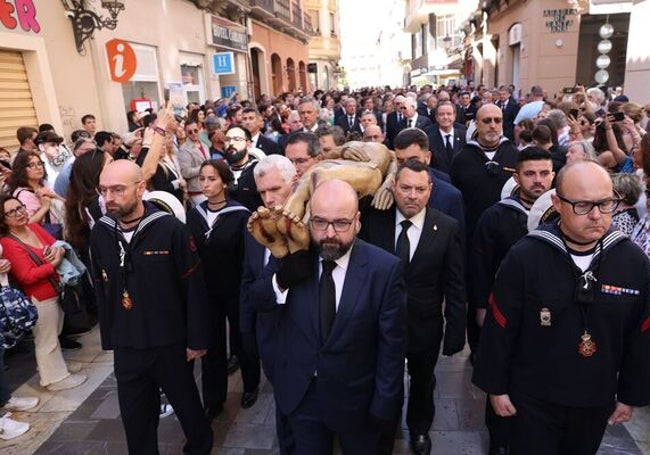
0, 413, 30, 440
46, 373, 87, 392
4, 396, 39, 412
159, 403, 174, 418
66, 362, 83, 373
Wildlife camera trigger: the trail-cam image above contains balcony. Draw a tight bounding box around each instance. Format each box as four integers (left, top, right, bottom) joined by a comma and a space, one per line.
248, 0, 274, 19
247, 0, 312, 42
292, 1, 303, 29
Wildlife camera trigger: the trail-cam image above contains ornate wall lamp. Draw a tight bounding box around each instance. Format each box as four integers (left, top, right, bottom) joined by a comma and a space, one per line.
61, 0, 126, 54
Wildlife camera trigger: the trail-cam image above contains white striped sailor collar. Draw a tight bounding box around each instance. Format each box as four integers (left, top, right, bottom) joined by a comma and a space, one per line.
97, 201, 170, 239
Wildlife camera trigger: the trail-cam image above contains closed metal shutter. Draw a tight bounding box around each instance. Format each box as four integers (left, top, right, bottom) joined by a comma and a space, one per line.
0, 49, 38, 152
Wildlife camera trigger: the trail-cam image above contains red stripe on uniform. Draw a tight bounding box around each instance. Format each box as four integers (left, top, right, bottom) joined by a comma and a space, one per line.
488, 292, 507, 328
641, 315, 650, 333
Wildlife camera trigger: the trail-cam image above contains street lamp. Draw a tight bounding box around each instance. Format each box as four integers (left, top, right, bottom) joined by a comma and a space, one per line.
61, 0, 127, 55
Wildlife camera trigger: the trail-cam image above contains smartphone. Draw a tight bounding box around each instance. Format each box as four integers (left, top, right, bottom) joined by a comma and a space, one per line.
609, 112, 625, 122
563, 87, 577, 94
569, 108, 579, 119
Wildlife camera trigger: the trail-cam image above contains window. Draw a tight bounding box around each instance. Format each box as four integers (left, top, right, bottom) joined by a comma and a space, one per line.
329, 12, 336, 36
436, 14, 461, 50
309, 9, 319, 33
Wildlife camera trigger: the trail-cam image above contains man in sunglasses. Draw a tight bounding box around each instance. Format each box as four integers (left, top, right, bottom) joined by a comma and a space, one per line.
179, 120, 211, 206
449, 103, 519, 362
473, 161, 650, 454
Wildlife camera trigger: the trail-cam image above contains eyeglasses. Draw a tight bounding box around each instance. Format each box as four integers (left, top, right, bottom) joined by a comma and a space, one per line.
97, 181, 142, 198
288, 157, 313, 165
26, 161, 44, 169
224, 137, 246, 143
556, 194, 620, 215
310, 217, 355, 232
399, 106, 408, 110
187, 129, 199, 134
4, 205, 26, 218
480, 117, 503, 124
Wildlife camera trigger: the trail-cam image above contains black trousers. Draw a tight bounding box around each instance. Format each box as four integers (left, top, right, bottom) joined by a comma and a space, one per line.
114, 345, 213, 455
225, 297, 260, 393
509, 390, 614, 455
201, 298, 228, 409
405, 347, 440, 436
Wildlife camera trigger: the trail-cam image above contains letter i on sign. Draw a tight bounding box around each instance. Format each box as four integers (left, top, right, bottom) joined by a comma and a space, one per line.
106, 39, 137, 83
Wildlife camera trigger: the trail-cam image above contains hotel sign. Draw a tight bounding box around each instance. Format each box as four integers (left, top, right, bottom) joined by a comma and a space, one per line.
210, 16, 248, 53
543, 8, 578, 33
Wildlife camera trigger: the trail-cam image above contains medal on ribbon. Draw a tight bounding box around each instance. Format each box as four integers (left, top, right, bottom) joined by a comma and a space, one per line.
578, 330, 597, 357
122, 289, 133, 310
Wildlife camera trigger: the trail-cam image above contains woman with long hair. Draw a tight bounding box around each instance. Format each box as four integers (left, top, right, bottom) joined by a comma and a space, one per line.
186, 160, 256, 419
64, 149, 112, 253
0, 196, 87, 391
8, 152, 65, 237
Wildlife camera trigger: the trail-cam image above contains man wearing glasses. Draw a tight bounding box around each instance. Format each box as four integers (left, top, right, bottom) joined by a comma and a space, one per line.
450, 104, 519, 362
223, 125, 264, 212
248, 179, 407, 453
473, 161, 650, 454
90, 159, 213, 454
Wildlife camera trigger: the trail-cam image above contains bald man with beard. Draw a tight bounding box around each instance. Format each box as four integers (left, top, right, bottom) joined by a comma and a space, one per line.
90, 160, 213, 454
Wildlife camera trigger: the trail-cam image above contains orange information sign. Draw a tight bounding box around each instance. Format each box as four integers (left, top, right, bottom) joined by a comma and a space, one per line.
106, 39, 137, 83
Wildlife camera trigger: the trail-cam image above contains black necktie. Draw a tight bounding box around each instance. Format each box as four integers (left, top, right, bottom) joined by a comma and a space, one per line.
398, 113, 403, 123
319, 260, 337, 344
407, 119, 413, 128
349, 116, 354, 128
396, 220, 412, 266
445, 134, 453, 160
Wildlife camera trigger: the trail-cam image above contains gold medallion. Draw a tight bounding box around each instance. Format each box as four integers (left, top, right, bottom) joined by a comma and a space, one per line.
578, 331, 597, 357
121, 290, 133, 310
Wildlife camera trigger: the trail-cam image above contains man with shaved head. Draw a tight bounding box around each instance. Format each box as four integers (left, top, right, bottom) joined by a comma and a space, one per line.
450, 103, 519, 364
473, 161, 650, 454
90, 160, 213, 454
248, 179, 407, 453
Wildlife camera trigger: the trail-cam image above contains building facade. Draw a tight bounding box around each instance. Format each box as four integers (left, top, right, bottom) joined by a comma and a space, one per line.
457, 0, 646, 100
0, 0, 312, 152
304, 0, 341, 91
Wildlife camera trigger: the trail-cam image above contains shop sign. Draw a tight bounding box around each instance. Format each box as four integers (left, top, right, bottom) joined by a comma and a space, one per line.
106, 39, 137, 83
543, 8, 577, 33
210, 16, 247, 53
221, 86, 236, 98
213, 52, 234, 75
0, 0, 40, 33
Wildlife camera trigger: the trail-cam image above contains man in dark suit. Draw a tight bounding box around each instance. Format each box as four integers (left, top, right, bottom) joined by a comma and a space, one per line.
385, 95, 406, 149
427, 101, 468, 173
360, 159, 466, 455
242, 107, 282, 155
241, 155, 299, 455
456, 91, 476, 126
400, 97, 434, 136
496, 86, 520, 141
394, 128, 466, 244
334, 98, 362, 135
248, 179, 407, 453
361, 96, 385, 131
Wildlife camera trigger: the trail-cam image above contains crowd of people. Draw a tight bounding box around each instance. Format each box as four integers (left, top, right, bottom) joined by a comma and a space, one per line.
0, 81, 649, 455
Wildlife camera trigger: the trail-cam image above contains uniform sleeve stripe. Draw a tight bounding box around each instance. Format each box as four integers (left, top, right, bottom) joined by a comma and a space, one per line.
488, 292, 507, 328
642, 315, 650, 333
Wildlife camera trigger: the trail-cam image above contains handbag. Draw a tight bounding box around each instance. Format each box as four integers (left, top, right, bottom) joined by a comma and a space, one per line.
0, 285, 38, 349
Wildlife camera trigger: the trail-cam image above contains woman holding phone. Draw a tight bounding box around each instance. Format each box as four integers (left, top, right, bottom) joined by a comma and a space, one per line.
0, 196, 87, 391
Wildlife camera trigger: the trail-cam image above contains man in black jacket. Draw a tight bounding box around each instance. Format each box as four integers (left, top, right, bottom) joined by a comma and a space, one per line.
361, 159, 466, 455
90, 160, 213, 454
473, 161, 650, 455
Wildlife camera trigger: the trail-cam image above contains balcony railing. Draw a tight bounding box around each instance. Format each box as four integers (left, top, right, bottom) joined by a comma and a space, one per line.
292, 1, 302, 28
275, 0, 291, 23
249, 0, 274, 15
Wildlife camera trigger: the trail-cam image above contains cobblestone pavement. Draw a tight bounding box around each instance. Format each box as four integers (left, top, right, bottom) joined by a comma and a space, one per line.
2, 327, 648, 454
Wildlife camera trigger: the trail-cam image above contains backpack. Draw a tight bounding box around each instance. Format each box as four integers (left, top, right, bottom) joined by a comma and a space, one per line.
0, 286, 38, 349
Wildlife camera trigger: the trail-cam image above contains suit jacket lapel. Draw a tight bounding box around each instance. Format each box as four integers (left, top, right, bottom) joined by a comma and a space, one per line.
410, 208, 438, 265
